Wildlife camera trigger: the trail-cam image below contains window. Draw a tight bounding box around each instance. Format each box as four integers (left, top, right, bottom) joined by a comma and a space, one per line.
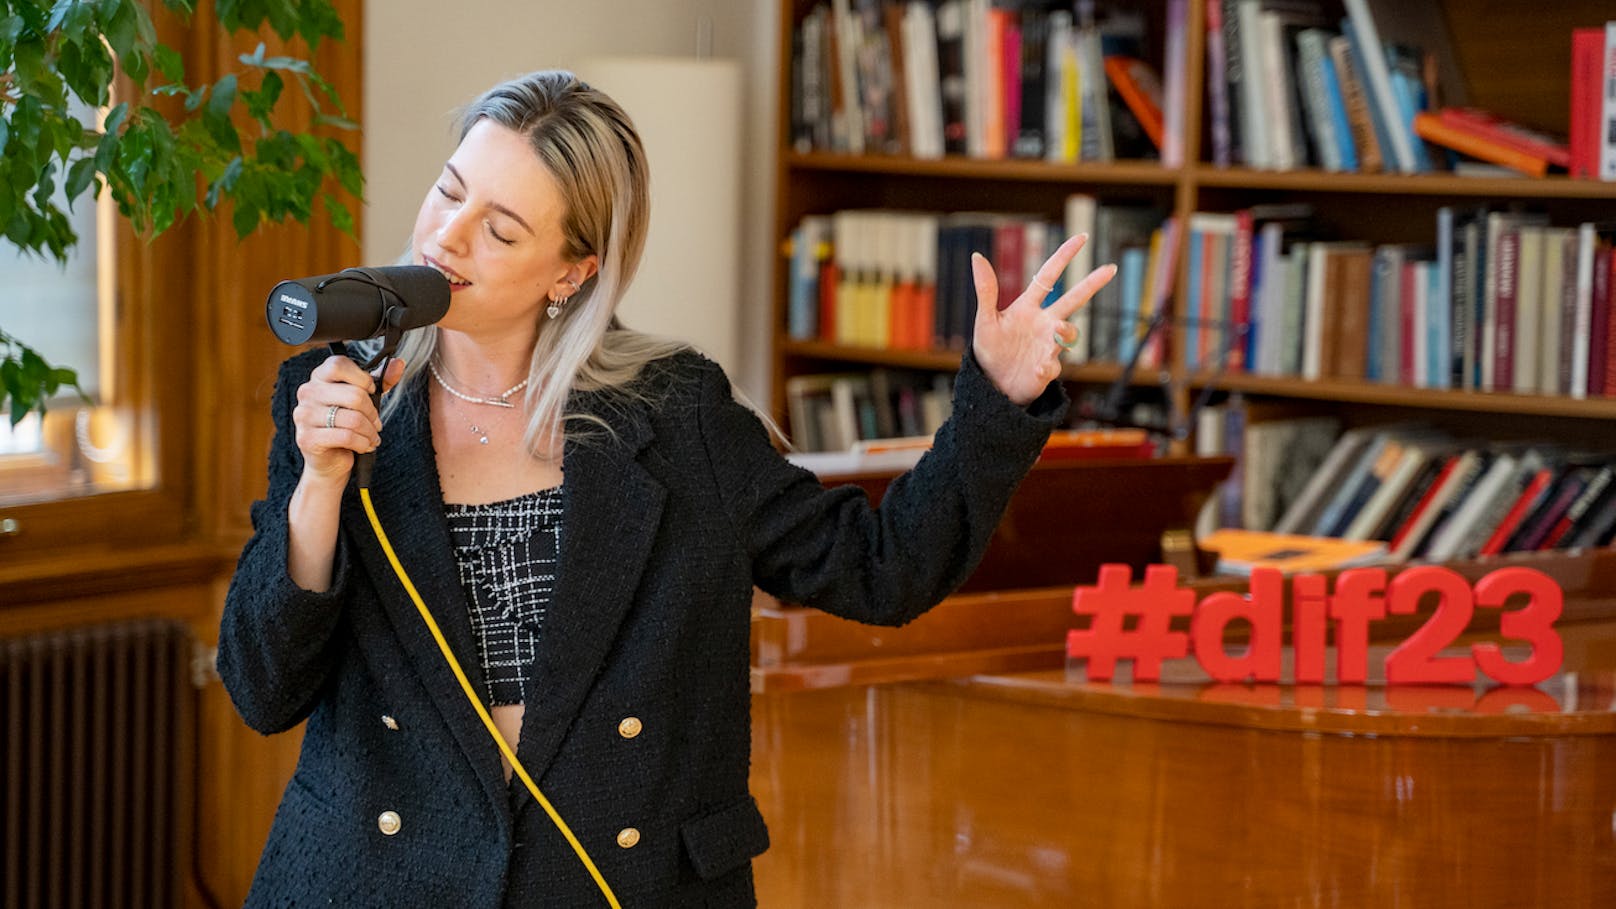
0, 143, 155, 508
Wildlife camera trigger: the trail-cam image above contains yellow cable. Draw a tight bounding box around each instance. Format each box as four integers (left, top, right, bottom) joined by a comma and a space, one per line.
361, 488, 622, 909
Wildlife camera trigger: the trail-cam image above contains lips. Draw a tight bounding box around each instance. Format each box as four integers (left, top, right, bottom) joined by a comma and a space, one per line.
424, 256, 472, 287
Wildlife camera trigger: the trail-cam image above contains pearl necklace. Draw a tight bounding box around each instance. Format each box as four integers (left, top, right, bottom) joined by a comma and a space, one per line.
428, 360, 529, 445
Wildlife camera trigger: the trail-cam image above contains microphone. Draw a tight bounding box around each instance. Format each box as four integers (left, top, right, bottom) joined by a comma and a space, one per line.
264, 265, 451, 488
266, 265, 450, 345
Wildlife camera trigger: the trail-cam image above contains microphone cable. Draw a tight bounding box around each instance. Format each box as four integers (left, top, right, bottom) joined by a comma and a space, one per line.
359, 487, 622, 909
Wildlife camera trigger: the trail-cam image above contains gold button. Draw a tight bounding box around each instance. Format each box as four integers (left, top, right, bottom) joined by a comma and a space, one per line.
381, 715, 399, 730
616, 827, 640, 849
618, 717, 643, 739
378, 811, 401, 836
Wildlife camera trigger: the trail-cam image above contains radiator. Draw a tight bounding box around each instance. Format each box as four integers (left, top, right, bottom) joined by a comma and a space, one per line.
1, 618, 198, 909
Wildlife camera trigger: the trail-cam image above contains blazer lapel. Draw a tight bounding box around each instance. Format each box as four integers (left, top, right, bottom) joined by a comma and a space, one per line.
514, 393, 666, 786
342, 385, 510, 822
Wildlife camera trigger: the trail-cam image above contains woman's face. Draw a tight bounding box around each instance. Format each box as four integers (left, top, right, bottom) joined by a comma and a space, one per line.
412, 119, 595, 336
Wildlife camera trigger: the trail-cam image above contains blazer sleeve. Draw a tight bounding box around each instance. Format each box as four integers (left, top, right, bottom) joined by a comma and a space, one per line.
698, 349, 1067, 626
217, 353, 356, 734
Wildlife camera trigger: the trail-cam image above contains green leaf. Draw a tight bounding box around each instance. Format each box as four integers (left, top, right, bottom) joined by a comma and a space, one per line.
152, 42, 184, 82
321, 190, 353, 237
65, 156, 97, 205
232, 199, 259, 237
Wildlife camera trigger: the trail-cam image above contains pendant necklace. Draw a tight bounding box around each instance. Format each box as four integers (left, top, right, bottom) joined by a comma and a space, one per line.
428, 359, 529, 445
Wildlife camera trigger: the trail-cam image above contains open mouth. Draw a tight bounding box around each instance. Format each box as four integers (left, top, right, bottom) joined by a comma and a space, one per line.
424, 257, 472, 287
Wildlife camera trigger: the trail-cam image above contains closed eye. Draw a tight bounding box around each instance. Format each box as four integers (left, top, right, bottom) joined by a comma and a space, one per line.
486, 222, 514, 245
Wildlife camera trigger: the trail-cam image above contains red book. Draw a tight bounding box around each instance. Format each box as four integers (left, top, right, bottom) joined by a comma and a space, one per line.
993, 221, 1025, 310
1388, 454, 1461, 553
1591, 247, 1613, 396
1227, 209, 1255, 373
1104, 56, 1165, 149
1413, 112, 1551, 177
914, 283, 936, 351
1492, 228, 1520, 392
818, 260, 838, 343
1478, 468, 1554, 556
1435, 108, 1571, 169
1605, 249, 1616, 396
888, 280, 913, 351
1571, 29, 1605, 179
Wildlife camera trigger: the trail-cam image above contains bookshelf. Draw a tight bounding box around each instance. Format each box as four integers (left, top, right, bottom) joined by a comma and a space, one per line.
772, 0, 1616, 469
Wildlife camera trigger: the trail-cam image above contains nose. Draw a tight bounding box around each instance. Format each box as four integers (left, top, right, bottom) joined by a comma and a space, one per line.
436, 204, 476, 255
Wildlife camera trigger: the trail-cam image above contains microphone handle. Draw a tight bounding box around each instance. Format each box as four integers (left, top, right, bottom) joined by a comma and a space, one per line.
329, 342, 382, 490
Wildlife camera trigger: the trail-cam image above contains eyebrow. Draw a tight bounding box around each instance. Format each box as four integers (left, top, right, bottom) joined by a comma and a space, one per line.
444, 163, 535, 236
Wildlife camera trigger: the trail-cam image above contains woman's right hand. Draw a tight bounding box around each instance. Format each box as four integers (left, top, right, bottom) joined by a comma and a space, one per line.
293, 355, 406, 484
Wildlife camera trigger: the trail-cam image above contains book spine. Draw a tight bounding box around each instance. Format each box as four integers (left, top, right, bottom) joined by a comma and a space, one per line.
1205, 0, 1232, 166
1492, 228, 1520, 391
1437, 108, 1571, 168
1603, 23, 1616, 180
1342, 0, 1415, 172
1571, 28, 1604, 179
1412, 112, 1549, 177
1590, 246, 1612, 396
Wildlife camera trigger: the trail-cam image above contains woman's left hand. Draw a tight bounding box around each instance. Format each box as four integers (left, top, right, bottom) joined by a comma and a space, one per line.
970, 234, 1118, 407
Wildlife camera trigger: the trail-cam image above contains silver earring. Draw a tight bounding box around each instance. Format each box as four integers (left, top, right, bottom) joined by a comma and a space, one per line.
548, 294, 569, 320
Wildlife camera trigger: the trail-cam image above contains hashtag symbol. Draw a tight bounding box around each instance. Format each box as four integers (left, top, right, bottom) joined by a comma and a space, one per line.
1067, 564, 1195, 681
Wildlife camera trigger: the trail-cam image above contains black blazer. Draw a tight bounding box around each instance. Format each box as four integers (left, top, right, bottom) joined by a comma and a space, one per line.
219, 345, 1065, 908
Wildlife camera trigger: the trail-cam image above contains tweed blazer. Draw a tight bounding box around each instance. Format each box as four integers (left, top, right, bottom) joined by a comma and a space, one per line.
218, 344, 1065, 908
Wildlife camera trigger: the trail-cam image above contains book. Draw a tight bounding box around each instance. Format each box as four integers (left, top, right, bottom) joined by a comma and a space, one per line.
1103, 56, 1164, 149
1201, 528, 1388, 576
1436, 108, 1571, 169
1412, 111, 1552, 177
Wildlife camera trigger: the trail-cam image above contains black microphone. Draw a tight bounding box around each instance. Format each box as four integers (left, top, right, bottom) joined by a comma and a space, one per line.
264, 265, 451, 489
266, 265, 450, 345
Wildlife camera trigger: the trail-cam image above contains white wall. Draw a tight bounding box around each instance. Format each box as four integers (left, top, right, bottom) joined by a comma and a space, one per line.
364, 0, 778, 399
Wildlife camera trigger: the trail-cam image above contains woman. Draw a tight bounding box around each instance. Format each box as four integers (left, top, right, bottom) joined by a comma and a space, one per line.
219, 70, 1114, 907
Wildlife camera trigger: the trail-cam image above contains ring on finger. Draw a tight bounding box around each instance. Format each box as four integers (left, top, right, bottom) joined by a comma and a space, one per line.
1054, 330, 1081, 351
1030, 277, 1054, 296
325, 404, 342, 429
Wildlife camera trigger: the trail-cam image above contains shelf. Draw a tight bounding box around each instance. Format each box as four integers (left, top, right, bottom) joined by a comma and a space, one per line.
781, 340, 1130, 385
1192, 166, 1616, 200
785, 151, 1180, 186
1192, 371, 1616, 419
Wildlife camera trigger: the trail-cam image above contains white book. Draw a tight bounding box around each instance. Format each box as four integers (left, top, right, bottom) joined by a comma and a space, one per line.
1236, 0, 1272, 169
1343, 440, 1446, 541
1256, 11, 1301, 170
1342, 0, 1416, 173
1512, 225, 1545, 395
1061, 194, 1097, 362
1273, 425, 1376, 535
830, 0, 866, 155
1301, 242, 1327, 379
1538, 227, 1572, 396
1423, 452, 1519, 562
1572, 223, 1596, 398
963, 0, 988, 158
1255, 221, 1287, 374
1388, 449, 1480, 562
1603, 23, 1616, 180
1161, 0, 1188, 167
903, 3, 945, 159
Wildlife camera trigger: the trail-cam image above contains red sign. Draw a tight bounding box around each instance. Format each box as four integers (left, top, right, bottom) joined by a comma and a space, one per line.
1067, 564, 1563, 686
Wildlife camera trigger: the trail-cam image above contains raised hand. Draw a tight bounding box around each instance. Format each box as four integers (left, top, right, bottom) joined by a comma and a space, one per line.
970, 234, 1118, 407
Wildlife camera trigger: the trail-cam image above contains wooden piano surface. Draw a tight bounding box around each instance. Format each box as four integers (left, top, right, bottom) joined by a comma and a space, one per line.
750, 666, 1616, 908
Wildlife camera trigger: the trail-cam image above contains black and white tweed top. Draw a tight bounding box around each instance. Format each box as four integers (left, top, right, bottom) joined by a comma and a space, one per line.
444, 486, 564, 706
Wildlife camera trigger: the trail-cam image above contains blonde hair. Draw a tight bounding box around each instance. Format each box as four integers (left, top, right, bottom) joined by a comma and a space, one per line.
386, 70, 689, 453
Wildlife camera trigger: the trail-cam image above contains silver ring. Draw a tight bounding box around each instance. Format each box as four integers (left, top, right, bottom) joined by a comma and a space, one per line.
325, 404, 341, 429
1030, 277, 1054, 295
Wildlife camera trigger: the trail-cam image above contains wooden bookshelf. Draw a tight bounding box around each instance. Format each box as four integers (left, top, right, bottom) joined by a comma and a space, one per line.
771, 0, 1616, 459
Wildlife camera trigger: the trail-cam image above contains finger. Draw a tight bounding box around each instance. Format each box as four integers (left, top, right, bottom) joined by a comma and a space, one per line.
1026, 234, 1088, 305
296, 400, 382, 446
379, 358, 408, 394
312, 354, 378, 394
302, 426, 379, 455
970, 252, 1001, 317
1047, 262, 1119, 322
1054, 321, 1079, 345
298, 380, 377, 419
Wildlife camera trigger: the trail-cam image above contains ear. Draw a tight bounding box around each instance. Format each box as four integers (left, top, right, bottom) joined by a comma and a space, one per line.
550, 254, 600, 300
